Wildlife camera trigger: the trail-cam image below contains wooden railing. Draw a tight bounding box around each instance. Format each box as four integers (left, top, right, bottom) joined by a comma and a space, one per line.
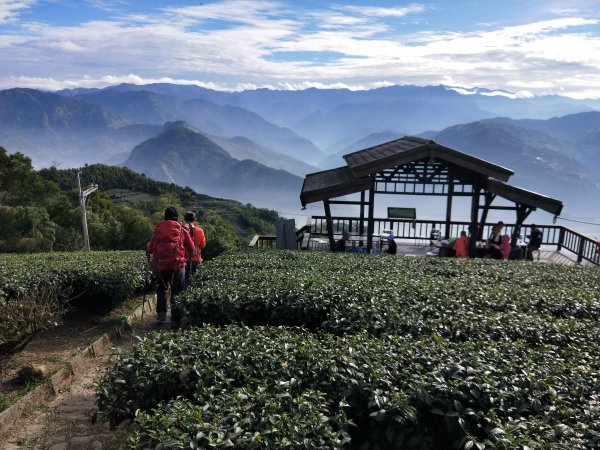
249, 216, 599, 265
248, 221, 312, 250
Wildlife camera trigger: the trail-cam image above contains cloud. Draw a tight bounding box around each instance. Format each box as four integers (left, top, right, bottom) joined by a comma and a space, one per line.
0, 0, 36, 24
0, 1, 599, 99
334, 3, 428, 18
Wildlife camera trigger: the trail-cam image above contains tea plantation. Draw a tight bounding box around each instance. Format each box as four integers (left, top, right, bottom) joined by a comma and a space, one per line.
0, 251, 152, 350
95, 250, 600, 449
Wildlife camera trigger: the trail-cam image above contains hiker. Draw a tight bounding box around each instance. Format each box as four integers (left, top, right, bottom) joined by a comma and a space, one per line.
526, 224, 543, 261
183, 211, 207, 286
385, 234, 397, 255
146, 206, 194, 328
453, 230, 469, 258
485, 221, 504, 259
335, 231, 349, 252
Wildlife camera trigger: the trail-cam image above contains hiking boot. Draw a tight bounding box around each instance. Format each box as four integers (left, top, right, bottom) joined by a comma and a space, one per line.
157, 312, 167, 322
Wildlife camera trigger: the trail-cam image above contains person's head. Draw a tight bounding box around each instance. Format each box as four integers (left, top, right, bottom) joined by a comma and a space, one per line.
164, 206, 178, 221
387, 234, 394, 241
460, 230, 467, 237
184, 211, 196, 223
531, 223, 538, 229
342, 231, 350, 240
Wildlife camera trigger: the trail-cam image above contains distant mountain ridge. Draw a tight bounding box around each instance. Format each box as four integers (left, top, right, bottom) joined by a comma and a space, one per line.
123, 122, 303, 210
59, 82, 599, 153
1, 83, 598, 219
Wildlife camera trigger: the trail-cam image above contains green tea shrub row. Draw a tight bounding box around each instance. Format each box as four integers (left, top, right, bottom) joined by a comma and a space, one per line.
0, 250, 151, 305
178, 250, 599, 346
0, 250, 152, 349
97, 325, 600, 449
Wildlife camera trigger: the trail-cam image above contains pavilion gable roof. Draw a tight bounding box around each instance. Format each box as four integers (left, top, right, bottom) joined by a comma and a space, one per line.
344, 136, 514, 181
300, 166, 370, 206
487, 178, 563, 216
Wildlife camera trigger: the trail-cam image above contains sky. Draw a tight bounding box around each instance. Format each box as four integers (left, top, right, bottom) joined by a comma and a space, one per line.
1, 0, 599, 98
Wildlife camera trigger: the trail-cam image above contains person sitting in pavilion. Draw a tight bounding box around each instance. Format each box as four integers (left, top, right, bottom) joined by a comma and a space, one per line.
385, 234, 397, 255
335, 231, 349, 252
453, 230, 469, 258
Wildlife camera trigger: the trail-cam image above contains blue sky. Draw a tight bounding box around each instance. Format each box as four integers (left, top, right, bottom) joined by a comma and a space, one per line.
1, 0, 599, 98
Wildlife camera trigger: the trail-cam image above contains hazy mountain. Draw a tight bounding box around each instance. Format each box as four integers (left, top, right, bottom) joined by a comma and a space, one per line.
208, 135, 319, 177
122, 122, 303, 208
0, 88, 133, 167
72, 89, 185, 125
71, 86, 324, 165
123, 122, 236, 187
433, 120, 599, 221
210, 159, 304, 209
320, 130, 406, 169
485, 112, 600, 164
182, 97, 324, 164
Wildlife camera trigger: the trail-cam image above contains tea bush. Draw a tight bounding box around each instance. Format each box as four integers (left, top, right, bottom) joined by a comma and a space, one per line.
0, 250, 152, 349
96, 250, 600, 449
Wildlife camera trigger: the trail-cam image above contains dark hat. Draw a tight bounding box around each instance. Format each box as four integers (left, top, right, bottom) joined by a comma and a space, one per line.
184, 211, 196, 222
164, 206, 178, 220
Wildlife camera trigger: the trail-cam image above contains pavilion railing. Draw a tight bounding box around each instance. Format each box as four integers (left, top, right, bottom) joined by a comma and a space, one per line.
248, 216, 598, 265
306, 216, 599, 266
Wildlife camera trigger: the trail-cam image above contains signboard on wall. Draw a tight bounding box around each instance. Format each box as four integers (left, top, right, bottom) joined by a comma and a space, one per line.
387, 207, 416, 219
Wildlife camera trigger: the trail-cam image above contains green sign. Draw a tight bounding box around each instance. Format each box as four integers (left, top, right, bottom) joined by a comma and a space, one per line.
387, 207, 416, 219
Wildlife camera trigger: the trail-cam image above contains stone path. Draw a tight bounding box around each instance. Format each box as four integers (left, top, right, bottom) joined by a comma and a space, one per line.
0, 300, 164, 450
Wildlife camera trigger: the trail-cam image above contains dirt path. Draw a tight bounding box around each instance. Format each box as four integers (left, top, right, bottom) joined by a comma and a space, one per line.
0, 299, 167, 450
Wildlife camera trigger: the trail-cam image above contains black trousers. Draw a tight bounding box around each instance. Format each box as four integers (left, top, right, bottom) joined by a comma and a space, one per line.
156, 266, 186, 320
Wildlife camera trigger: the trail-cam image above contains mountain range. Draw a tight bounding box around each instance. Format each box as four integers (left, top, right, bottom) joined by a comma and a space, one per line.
0, 83, 598, 233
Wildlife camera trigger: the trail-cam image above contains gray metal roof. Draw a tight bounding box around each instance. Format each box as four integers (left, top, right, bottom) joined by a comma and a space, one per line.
344, 136, 514, 181
487, 178, 563, 215
300, 136, 562, 217
300, 166, 370, 206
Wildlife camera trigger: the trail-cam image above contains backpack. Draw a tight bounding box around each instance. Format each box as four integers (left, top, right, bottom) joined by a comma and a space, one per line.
187, 224, 198, 257
151, 220, 188, 270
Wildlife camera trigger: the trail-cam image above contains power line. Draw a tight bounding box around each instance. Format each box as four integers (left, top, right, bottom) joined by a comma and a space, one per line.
557, 217, 600, 226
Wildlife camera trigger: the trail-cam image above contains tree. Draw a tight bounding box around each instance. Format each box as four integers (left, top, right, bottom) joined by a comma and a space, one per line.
200, 211, 243, 260
0, 147, 59, 206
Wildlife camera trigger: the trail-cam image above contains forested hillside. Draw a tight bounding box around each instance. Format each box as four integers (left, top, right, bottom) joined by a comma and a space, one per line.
0, 147, 284, 256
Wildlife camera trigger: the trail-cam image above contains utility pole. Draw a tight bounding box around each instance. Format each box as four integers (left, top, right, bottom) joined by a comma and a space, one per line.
77, 171, 98, 252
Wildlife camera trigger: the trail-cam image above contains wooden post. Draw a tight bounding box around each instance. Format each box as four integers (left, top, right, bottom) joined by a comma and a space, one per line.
469, 184, 480, 257
324, 200, 335, 251
366, 177, 376, 252
557, 227, 565, 251
445, 181, 454, 238
359, 190, 365, 236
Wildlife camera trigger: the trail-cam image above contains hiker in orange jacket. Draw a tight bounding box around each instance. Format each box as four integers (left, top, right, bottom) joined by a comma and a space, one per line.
183, 211, 207, 286
146, 206, 194, 327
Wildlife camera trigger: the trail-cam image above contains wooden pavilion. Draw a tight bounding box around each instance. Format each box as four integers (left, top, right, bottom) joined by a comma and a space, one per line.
300, 136, 563, 256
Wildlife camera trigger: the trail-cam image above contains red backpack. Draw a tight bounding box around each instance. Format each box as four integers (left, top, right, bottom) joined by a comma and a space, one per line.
151, 220, 188, 271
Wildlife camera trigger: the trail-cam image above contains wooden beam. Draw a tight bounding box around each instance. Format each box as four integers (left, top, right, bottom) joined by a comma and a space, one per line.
469, 183, 481, 257
323, 199, 335, 251
359, 190, 365, 236
478, 193, 495, 241
445, 180, 454, 239
367, 177, 376, 252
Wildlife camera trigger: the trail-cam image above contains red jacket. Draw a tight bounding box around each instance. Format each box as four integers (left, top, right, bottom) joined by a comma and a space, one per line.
453, 235, 469, 258
186, 222, 207, 262
147, 220, 195, 270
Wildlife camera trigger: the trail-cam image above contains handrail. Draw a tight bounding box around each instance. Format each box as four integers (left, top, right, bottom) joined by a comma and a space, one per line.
308, 215, 599, 265
249, 216, 598, 265
249, 216, 314, 250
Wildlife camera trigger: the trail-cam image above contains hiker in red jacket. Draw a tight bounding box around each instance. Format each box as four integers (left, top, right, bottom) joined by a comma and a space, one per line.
183, 211, 207, 287
146, 206, 194, 328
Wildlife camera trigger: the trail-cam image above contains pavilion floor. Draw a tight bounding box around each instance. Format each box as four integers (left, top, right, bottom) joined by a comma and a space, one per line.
307, 239, 582, 266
